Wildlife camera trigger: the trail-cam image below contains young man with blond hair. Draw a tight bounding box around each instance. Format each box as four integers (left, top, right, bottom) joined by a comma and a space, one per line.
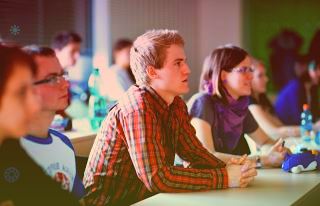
83, 29, 257, 206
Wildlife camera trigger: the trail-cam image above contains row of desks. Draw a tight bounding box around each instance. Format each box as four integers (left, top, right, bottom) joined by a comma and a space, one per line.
134, 169, 320, 206
64, 120, 319, 206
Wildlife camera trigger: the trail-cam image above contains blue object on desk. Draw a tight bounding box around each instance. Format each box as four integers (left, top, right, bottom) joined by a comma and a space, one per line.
282, 151, 317, 173
316, 154, 320, 170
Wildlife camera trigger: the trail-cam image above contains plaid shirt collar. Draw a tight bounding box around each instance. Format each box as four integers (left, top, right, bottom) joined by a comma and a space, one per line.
142, 84, 179, 113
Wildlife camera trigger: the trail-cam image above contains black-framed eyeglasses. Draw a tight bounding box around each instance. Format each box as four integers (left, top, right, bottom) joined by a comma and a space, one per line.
231, 66, 255, 74
33, 71, 69, 86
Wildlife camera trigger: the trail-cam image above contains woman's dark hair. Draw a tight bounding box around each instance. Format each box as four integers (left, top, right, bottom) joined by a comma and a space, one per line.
199, 45, 248, 99
0, 45, 37, 102
308, 29, 320, 62
254, 93, 276, 114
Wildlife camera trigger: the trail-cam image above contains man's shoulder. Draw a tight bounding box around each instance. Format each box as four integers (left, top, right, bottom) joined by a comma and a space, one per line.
173, 95, 188, 108
48, 129, 74, 151
116, 85, 151, 114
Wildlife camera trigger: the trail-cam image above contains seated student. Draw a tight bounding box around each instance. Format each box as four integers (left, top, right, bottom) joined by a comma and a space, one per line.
21, 45, 85, 199
83, 30, 257, 206
188, 45, 287, 167
249, 59, 302, 139
100, 38, 135, 101
0, 45, 80, 205
275, 58, 320, 125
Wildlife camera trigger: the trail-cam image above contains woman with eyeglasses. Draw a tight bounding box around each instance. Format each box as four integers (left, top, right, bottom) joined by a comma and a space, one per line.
0, 45, 79, 205
248, 59, 304, 139
187, 45, 287, 168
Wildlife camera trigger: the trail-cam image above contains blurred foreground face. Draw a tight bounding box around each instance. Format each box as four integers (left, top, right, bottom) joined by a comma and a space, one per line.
0, 65, 40, 138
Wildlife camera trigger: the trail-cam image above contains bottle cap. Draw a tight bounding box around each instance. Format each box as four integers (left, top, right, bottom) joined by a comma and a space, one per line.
303, 104, 309, 111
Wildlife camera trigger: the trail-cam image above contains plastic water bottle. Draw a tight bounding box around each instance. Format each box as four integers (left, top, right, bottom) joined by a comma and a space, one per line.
88, 68, 107, 130
300, 104, 313, 146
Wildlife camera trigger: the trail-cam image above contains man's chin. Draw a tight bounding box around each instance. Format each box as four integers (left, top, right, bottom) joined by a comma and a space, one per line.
59, 102, 69, 111
178, 88, 190, 96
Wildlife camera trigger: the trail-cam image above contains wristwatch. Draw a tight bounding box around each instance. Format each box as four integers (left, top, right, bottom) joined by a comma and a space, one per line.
256, 155, 262, 169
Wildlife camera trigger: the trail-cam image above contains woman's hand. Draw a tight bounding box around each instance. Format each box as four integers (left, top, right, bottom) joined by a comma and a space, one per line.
262, 138, 288, 167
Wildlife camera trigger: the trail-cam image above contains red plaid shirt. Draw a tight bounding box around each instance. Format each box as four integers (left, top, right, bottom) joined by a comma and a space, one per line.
83, 85, 228, 206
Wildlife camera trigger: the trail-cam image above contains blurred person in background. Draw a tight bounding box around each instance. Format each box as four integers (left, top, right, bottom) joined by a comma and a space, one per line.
275, 57, 320, 125
52, 31, 82, 70
100, 38, 135, 101
249, 59, 302, 139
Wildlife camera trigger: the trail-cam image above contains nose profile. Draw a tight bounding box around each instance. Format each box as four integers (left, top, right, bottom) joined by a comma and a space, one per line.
184, 63, 191, 74
60, 78, 70, 90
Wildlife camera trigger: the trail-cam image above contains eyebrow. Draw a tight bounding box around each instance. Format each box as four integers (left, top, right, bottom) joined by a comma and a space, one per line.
173, 58, 186, 63
42, 71, 63, 78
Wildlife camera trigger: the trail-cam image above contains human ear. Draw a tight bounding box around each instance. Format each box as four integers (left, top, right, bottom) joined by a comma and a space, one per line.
146, 65, 158, 80
220, 70, 227, 82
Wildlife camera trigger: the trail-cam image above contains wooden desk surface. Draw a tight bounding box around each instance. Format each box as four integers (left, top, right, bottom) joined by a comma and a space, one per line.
63, 118, 97, 157
133, 169, 320, 206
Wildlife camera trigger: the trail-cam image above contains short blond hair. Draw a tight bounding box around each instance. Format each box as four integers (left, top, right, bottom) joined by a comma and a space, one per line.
130, 29, 184, 85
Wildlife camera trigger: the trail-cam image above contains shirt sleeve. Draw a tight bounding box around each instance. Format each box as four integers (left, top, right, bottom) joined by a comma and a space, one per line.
72, 175, 86, 199
188, 93, 215, 125
176, 102, 228, 188
49, 129, 86, 199
243, 111, 259, 134
121, 108, 228, 193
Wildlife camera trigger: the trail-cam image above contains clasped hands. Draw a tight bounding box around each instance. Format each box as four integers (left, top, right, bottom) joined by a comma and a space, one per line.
226, 154, 257, 188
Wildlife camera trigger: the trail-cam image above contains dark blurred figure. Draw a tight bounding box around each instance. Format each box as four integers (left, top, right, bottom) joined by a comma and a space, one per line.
275, 57, 320, 125
307, 29, 320, 63
269, 29, 303, 91
100, 39, 135, 101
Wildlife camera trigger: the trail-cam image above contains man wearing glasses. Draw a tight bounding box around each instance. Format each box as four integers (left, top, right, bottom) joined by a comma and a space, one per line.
20, 46, 85, 199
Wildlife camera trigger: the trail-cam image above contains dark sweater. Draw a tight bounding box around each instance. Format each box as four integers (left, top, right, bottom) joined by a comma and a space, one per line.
0, 139, 80, 206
